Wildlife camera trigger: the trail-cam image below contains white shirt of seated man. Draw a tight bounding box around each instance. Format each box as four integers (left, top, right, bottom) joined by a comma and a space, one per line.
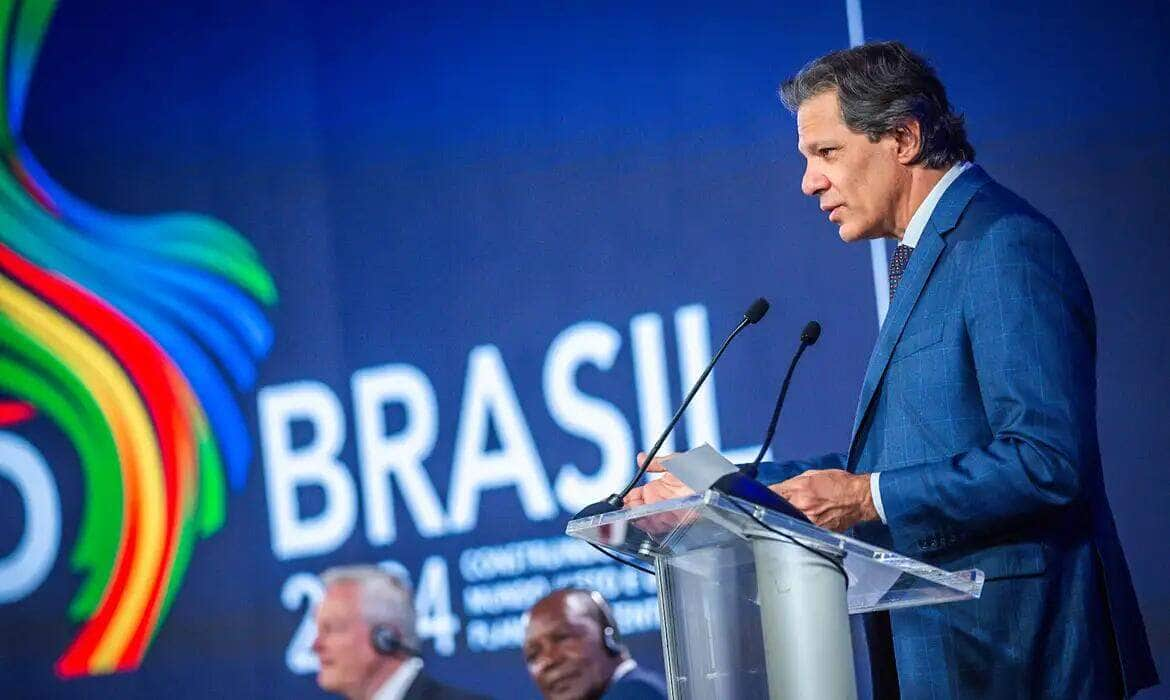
313, 565, 423, 700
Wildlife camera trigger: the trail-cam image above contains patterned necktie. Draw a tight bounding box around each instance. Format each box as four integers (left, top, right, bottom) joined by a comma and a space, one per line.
888, 244, 914, 301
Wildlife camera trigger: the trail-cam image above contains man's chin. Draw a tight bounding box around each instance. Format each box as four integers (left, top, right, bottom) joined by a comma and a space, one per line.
317, 668, 342, 693
836, 223, 863, 243
543, 677, 589, 700
836, 222, 880, 244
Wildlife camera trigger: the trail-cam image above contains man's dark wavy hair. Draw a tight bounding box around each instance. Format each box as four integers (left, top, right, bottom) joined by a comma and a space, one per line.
780, 41, 975, 168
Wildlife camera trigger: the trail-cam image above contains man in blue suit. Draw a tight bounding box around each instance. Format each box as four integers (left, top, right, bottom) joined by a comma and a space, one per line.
626, 42, 1158, 698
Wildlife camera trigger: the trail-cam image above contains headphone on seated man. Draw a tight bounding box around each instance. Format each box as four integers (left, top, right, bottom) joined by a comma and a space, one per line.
587, 590, 627, 658
370, 624, 421, 658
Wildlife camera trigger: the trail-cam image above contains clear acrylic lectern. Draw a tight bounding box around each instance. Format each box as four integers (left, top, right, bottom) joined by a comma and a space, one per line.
567, 490, 984, 699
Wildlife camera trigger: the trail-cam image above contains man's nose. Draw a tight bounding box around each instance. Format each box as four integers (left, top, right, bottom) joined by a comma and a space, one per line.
311, 633, 322, 654
802, 164, 829, 197
532, 650, 560, 677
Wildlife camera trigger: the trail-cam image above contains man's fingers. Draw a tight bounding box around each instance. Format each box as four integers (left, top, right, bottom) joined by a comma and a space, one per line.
621, 454, 695, 509
774, 483, 814, 513
647, 480, 694, 503
637, 451, 674, 472
624, 486, 644, 506
647, 482, 674, 501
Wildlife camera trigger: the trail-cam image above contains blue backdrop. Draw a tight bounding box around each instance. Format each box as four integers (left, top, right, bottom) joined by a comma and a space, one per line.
1, 0, 1167, 697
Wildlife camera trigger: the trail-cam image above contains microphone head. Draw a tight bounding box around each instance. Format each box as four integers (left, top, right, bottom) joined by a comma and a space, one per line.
800, 320, 822, 345
744, 297, 770, 324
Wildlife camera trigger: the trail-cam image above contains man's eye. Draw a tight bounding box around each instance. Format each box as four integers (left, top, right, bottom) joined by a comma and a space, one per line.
819, 147, 837, 158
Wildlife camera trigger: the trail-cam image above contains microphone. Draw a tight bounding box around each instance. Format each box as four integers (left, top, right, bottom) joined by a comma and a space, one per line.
571, 297, 770, 519
744, 320, 822, 479
702, 320, 821, 522
744, 297, 769, 324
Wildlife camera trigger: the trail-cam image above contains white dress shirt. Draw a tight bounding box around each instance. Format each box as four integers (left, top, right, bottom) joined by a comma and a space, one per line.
371, 657, 424, 700
611, 658, 638, 683
870, 161, 972, 523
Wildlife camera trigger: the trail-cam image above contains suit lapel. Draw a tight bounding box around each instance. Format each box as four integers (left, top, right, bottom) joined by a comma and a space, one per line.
402, 672, 429, 700
848, 231, 945, 446
847, 166, 991, 466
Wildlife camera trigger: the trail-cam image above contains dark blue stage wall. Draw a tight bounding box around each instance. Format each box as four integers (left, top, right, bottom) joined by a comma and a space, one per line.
0, 0, 1167, 697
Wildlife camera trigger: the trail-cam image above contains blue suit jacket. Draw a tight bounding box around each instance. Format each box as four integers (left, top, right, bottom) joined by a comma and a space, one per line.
602, 665, 668, 699
759, 166, 1158, 698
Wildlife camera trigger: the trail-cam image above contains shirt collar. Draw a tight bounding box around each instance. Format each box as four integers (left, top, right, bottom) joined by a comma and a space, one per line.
612, 658, 638, 683
371, 657, 425, 700
900, 161, 972, 249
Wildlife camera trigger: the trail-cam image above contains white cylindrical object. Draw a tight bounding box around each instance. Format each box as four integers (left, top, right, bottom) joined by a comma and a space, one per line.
753, 538, 857, 700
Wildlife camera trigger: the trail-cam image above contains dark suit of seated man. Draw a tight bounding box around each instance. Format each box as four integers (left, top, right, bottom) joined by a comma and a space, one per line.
314, 565, 489, 700
523, 589, 667, 700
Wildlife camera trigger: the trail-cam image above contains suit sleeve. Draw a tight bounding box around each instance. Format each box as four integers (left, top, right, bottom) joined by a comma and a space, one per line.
877, 214, 1097, 553
755, 451, 847, 485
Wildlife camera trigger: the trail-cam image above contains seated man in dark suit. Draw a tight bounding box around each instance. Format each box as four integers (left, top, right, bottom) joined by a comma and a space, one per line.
313, 565, 488, 700
523, 589, 667, 700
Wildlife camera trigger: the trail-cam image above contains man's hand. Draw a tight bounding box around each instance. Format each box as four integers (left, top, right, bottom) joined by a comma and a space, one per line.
623, 452, 695, 507
770, 469, 878, 532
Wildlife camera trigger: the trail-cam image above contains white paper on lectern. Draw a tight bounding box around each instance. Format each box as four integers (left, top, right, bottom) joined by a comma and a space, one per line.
660, 444, 908, 593
661, 443, 739, 492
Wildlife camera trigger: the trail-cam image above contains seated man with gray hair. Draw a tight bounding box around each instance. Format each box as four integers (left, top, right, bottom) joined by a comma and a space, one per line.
313, 565, 487, 700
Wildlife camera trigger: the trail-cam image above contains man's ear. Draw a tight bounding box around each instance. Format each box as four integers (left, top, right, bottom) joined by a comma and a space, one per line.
893, 119, 923, 165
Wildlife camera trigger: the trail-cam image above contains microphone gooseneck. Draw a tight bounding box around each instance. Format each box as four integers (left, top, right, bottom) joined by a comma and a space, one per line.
571, 298, 770, 520
744, 320, 821, 479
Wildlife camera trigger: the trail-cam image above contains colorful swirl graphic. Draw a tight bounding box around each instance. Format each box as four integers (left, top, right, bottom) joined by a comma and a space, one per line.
0, 0, 276, 676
